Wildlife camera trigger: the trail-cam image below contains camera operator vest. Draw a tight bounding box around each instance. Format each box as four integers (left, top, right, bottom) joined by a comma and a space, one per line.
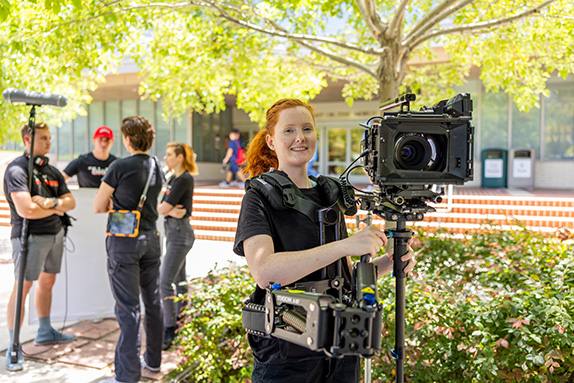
245, 170, 358, 222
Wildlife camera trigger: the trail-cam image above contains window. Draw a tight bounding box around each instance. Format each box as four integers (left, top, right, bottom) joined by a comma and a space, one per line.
193, 109, 231, 162
543, 82, 574, 160
481, 90, 509, 151
511, 100, 540, 159
88, 102, 104, 138
73, 114, 88, 157
104, 101, 121, 157
58, 121, 72, 160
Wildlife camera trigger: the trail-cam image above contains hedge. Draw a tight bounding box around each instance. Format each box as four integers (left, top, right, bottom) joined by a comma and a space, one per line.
175, 226, 574, 382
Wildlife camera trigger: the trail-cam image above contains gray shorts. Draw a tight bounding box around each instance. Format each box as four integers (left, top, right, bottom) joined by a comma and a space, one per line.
12, 228, 65, 281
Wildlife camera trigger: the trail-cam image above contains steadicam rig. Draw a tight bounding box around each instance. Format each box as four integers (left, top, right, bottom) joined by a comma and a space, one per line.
242, 207, 384, 359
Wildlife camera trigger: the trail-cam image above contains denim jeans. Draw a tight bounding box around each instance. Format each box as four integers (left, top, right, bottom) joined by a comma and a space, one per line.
106, 229, 163, 383
160, 217, 195, 328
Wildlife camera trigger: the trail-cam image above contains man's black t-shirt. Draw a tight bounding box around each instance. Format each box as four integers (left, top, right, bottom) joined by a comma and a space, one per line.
161, 171, 194, 219
233, 174, 352, 363
3, 155, 69, 238
63, 152, 117, 188
101, 154, 163, 232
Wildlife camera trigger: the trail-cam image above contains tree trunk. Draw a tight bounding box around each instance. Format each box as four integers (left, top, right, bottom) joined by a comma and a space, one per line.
377, 42, 402, 105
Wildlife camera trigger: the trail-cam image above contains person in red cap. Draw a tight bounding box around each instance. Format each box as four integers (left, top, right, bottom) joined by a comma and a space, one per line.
62, 126, 117, 188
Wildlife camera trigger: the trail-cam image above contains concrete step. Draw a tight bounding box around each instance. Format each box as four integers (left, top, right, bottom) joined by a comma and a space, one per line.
193, 229, 236, 242
3, 190, 573, 240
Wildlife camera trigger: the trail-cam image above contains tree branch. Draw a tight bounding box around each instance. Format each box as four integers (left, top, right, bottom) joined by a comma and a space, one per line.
259, 15, 379, 79
411, 0, 559, 48
403, 0, 477, 47
354, 0, 387, 37
206, 0, 384, 55
388, 0, 411, 40
403, 0, 460, 42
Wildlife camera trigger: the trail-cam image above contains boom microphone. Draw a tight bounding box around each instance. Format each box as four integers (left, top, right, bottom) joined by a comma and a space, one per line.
2, 88, 67, 107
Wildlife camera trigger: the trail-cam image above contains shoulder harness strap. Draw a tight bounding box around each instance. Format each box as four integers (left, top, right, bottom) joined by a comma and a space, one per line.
246, 171, 357, 222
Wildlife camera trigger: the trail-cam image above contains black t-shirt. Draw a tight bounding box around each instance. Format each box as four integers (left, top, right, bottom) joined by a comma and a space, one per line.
3, 155, 69, 238
233, 173, 352, 363
101, 154, 163, 232
161, 171, 194, 219
63, 152, 117, 188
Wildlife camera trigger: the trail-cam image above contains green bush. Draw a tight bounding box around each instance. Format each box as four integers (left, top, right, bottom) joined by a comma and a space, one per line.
374, 226, 574, 382
176, 227, 574, 382
175, 262, 254, 382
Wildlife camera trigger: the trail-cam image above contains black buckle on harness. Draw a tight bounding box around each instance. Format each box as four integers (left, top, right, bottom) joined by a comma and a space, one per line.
282, 187, 297, 207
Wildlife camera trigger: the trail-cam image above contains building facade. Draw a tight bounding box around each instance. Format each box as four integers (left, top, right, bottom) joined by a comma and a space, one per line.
3, 71, 573, 189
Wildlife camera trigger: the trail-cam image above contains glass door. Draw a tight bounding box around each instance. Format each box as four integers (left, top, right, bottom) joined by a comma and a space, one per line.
320, 121, 370, 183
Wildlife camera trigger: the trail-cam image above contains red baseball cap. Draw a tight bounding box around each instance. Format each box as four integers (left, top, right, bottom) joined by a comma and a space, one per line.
93, 126, 114, 140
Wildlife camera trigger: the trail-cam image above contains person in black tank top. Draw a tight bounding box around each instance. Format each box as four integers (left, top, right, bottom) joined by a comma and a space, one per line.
233, 99, 418, 383
158, 142, 198, 350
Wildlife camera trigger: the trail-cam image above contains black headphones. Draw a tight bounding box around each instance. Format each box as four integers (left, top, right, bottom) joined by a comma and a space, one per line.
24, 152, 50, 168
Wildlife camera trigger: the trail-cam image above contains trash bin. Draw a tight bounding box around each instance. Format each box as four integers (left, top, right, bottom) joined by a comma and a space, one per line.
508, 148, 535, 189
481, 149, 507, 188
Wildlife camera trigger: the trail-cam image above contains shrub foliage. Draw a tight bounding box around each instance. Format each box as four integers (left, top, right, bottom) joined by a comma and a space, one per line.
177, 227, 574, 382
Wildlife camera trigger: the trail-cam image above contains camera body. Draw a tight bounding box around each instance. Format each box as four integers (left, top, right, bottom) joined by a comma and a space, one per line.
360, 93, 474, 221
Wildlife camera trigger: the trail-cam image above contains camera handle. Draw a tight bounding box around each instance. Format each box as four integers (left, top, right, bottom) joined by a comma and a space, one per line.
356, 211, 375, 383
388, 221, 412, 383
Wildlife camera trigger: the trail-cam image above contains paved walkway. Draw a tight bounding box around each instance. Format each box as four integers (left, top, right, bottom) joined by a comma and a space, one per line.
0, 233, 245, 383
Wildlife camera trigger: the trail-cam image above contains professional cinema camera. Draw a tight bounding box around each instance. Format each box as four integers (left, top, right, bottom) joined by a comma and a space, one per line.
242, 93, 474, 383
357, 92, 474, 222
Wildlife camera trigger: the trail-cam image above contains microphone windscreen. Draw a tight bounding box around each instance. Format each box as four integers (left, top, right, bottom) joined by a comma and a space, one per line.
3, 88, 67, 107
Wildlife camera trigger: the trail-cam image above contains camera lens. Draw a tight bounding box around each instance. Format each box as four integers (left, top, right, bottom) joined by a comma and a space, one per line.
394, 134, 438, 171
400, 145, 417, 161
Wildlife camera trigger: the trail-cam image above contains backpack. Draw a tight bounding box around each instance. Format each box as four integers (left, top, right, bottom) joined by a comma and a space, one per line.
237, 146, 246, 165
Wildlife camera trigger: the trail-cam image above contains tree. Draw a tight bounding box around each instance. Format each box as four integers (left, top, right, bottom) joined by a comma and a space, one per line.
1, 0, 573, 142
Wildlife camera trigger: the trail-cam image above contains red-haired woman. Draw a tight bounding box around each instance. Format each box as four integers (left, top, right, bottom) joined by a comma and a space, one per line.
158, 142, 198, 350
233, 99, 417, 383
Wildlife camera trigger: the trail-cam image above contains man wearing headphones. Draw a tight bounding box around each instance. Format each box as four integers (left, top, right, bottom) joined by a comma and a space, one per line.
62, 126, 117, 188
3, 122, 77, 372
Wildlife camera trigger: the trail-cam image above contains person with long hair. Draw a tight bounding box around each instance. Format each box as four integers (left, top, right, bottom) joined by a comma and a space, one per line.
157, 142, 198, 350
233, 99, 417, 383
93, 116, 164, 383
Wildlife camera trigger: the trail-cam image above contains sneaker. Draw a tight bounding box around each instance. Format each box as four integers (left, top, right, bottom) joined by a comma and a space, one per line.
34, 328, 77, 346
235, 181, 245, 189
162, 326, 177, 351
218, 181, 230, 188
140, 354, 160, 373
5, 346, 24, 372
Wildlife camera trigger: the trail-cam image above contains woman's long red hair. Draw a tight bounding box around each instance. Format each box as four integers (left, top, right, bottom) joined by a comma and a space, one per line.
244, 99, 315, 178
